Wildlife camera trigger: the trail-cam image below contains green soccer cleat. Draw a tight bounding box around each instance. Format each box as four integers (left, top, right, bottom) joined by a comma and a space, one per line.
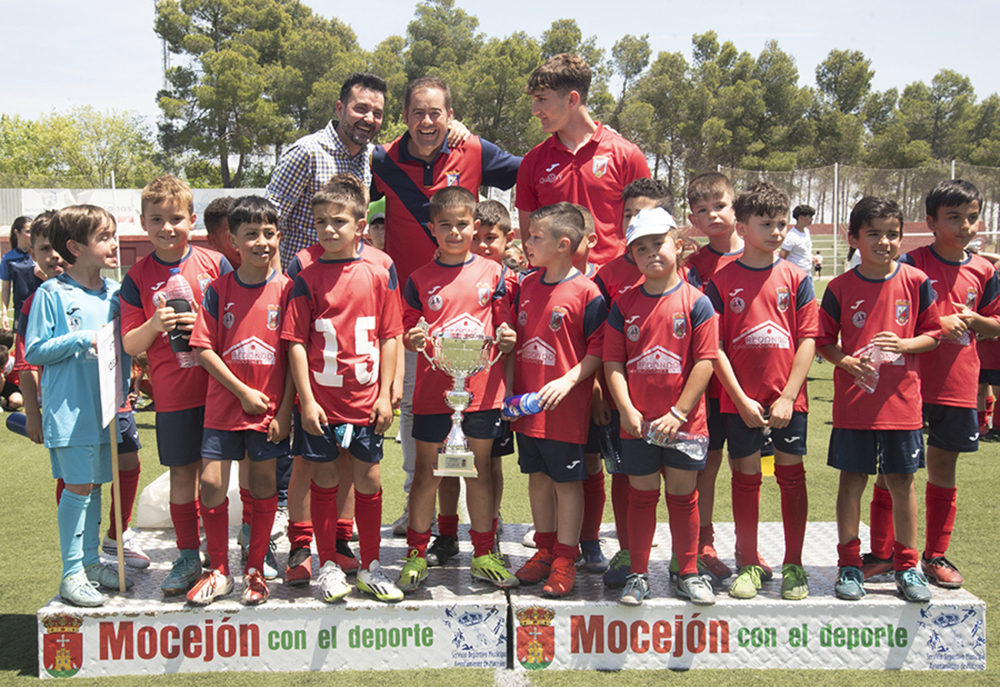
471, 553, 520, 589
780, 563, 809, 600
396, 550, 428, 593
728, 565, 763, 599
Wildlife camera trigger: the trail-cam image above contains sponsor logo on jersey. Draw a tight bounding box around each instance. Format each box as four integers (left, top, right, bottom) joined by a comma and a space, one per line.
549, 306, 567, 332
776, 286, 790, 312
267, 304, 280, 331
730, 296, 745, 314
446, 171, 460, 187
672, 312, 687, 339
895, 300, 910, 325
628, 345, 682, 374
545, 163, 560, 172
850, 299, 865, 310
520, 337, 556, 366
733, 320, 791, 349
852, 310, 867, 328
428, 294, 443, 311
436, 314, 486, 339
477, 282, 491, 307
539, 171, 561, 185
151, 281, 166, 292
618, 284, 637, 295
627, 323, 641, 342
223, 337, 276, 365
592, 156, 609, 178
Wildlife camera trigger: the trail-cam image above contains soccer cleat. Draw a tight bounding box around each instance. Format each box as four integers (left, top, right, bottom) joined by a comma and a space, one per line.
471, 554, 520, 589
668, 552, 713, 582
860, 552, 894, 579
85, 563, 134, 590
162, 550, 202, 595
521, 527, 537, 548
542, 557, 576, 597
620, 573, 651, 606
333, 540, 360, 575
357, 560, 404, 602
60, 571, 105, 607
579, 539, 609, 573
603, 549, 631, 588
728, 565, 763, 599
271, 506, 289, 542
284, 547, 312, 586
676, 574, 716, 606
426, 535, 460, 567
186, 570, 234, 606
102, 529, 151, 569
780, 563, 810, 600
922, 555, 964, 589
834, 566, 867, 600
515, 551, 554, 585
317, 560, 352, 602
241, 568, 269, 605
396, 551, 428, 593
238, 523, 279, 579
735, 547, 773, 581
699, 543, 733, 582
896, 567, 932, 602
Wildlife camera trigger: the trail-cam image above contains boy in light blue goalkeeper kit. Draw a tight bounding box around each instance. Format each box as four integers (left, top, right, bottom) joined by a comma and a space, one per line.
24, 205, 132, 607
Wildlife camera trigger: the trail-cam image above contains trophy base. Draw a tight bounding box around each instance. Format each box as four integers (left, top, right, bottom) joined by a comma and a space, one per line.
433, 450, 479, 478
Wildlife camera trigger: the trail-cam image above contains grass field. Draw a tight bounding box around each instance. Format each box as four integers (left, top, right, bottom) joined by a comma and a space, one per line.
2, 316, 998, 684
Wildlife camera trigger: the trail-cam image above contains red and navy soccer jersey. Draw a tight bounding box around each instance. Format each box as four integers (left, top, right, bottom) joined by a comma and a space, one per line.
513, 270, 607, 444
516, 124, 650, 266
286, 241, 398, 285
605, 282, 718, 438
684, 244, 743, 398
402, 256, 512, 415
817, 264, 940, 430
594, 253, 643, 306
978, 336, 1000, 373
120, 246, 231, 413
705, 260, 819, 414
189, 271, 292, 432
900, 246, 1000, 408
13, 294, 37, 373
282, 258, 402, 424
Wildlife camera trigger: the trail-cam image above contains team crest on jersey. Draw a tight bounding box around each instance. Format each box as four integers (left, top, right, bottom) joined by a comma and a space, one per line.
446, 171, 460, 186
966, 287, 979, 308
65, 306, 82, 332
629, 346, 682, 374
730, 296, 746, 314
776, 286, 790, 312
592, 156, 609, 178
222, 312, 235, 329
267, 304, 280, 331
428, 294, 443, 311
476, 282, 491, 307
672, 313, 687, 339
895, 300, 910, 325
549, 306, 568, 331
518, 310, 528, 326
853, 310, 867, 328
627, 323, 641, 342
197, 273, 212, 293
520, 337, 556, 366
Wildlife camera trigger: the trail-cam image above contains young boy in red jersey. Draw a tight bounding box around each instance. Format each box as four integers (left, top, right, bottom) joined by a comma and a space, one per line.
187, 196, 294, 605
862, 180, 1000, 590
817, 196, 940, 603
976, 336, 1000, 439
604, 207, 718, 606
704, 181, 817, 600
203, 196, 242, 268
684, 172, 745, 585
282, 175, 403, 603
121, 175, 232, 596
513, 202, 606, 598
398, 187, 518, 592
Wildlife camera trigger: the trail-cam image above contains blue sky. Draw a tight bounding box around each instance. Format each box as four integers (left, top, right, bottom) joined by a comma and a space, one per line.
3, 0, 998, 129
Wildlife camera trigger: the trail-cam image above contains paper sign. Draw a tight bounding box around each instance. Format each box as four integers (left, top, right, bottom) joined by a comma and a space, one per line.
96, 321, 121, 428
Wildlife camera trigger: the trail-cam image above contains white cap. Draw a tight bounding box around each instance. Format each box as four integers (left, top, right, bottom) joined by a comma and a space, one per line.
625, 207, 678, 246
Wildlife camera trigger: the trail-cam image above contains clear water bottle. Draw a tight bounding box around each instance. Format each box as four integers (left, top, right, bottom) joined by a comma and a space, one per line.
163, 268, 198, 368
597, 424, 620, 474
333, 423, 354, 448
640, 420, 709, 460
502, 392, 544, 420
854, 345, 884, 394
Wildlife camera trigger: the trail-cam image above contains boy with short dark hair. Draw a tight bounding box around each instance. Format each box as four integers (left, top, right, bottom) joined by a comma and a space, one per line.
817, 196, 940, 603
513, 202, 607, 597
781, 204, 815, 273
203, 196, 242, 268
705, 181, 817, 600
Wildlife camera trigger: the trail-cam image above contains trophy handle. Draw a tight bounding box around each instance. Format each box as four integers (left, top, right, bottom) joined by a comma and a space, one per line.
481, 323, 511, 370
416, 319, 438, 367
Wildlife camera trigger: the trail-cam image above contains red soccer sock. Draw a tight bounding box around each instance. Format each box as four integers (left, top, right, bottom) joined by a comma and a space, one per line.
56, 479, 66, 505
470, 529, 494, 558
170, 500, 201, 552
354, 490, 382, 569
924, 483, 957, 560
552, 541, 579, 561
310, 482, 339, 566
611, 473, 630, 549
406, 527, 432, 559
533, 530, 556, 555
893, 541, 919, 571
627, 485, 660, 574
837, 537, 863, 568
239, 487, 252, 527
869, 485, 895, 560
666, 490, 700, 577
247, 495, 277, 574
699, 524, 715, 551
336, 518, 354, 543
978, 410, 989, 434
438, 514, 459, 539
580, 469, 606, 542
774, 463, 807, 566
107, 463, 141, 541
731, 470, 762, 566
288, 520, 313, 550
202, 498, 230, 575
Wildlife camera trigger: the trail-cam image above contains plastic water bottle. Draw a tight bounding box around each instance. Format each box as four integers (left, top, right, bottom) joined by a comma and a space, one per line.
333, 423, 354, 448
6, 412, 27, 438
597, 424, 620, 474
854, 345, 884, 394
640, 420, 709, 460
501, 392, 544, 420
163, 268, 198, 368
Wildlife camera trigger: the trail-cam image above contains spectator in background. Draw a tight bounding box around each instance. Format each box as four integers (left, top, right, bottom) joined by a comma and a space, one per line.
2, 216, 40, 332
780, 205, 815, 273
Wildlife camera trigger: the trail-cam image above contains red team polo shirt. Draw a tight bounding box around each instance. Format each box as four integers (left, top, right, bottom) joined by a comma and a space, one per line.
402, 256, 512, 415
705, 260, 819, 414
900, 246, 1000, 408
513, 270, 607, 444
817, 264, 940, 430
120, 246, 231, 413
282, 258, 402, 425
189, 271, 292, 432
515, 124, 650, 266
604, 281, 718, 438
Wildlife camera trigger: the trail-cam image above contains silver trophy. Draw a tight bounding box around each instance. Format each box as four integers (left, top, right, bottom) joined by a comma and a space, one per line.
418, 321, 505, 477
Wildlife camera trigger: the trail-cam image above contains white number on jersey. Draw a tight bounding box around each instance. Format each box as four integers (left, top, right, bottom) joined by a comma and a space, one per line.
313, 317, 379, 387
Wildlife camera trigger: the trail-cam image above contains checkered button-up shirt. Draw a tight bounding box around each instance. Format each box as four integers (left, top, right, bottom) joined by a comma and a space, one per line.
267, 121, 373, 269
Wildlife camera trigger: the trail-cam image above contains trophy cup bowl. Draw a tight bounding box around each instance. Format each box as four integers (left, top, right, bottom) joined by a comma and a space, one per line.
419, 326, 500, 478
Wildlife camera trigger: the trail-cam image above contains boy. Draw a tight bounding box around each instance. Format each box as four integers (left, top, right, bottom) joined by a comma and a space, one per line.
25, 205, 130, 606
203, 196, 242, 268
2, 215, 40, 332
704, 181, 817, 600
817, 196, 940, 602
513, 202, 606, 597
863, 180, 1000, 589
282, 174, 403, 602
604, 207, 718, 606
365, 212, 386, 251
780, 205, 815, 273
684, 172, 746, 585
399, 186, 517, 592
121, 175, 232, 596
188, 196, 294, 605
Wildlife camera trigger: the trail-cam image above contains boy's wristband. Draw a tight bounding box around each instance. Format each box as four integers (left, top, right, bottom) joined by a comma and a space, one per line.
670, 406, 688, 424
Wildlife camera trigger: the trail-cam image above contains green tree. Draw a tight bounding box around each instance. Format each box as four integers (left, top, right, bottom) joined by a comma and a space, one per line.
899, 69, 976, 162
610, 34, 651, 127
403, 0, 482, 82
537, 19, 612, 117
816, 49, 874, 115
